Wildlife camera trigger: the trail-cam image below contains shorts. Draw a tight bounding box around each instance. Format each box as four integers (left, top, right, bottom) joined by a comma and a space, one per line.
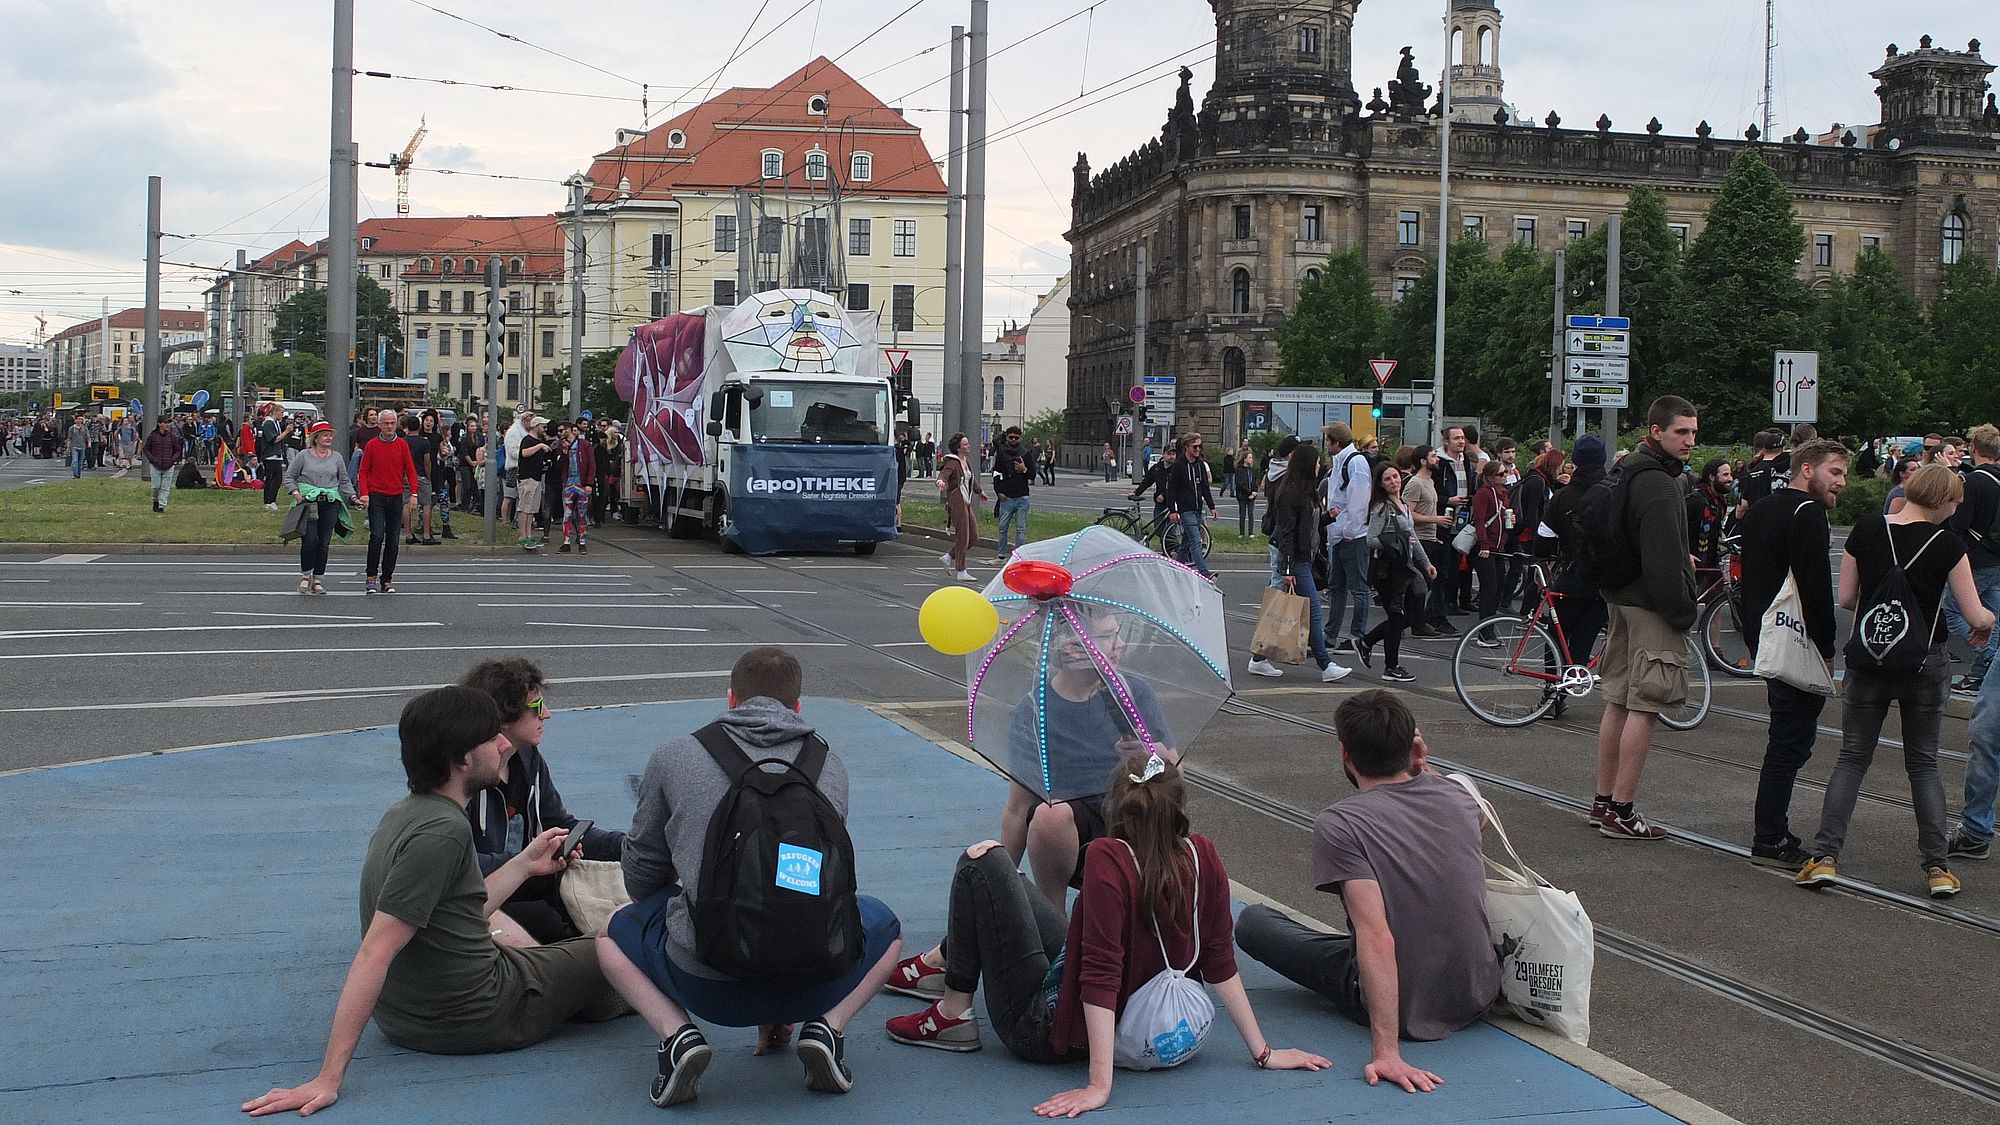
607, 887, 901, 1028
516, 478, 545, 516
415, 476, 434, 509
1598, 602, 1690, 714
379, 936, 624, 1056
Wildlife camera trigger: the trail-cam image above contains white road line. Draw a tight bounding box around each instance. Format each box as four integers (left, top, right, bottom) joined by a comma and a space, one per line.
40, 554, 107, 564
0, 640, 844, 662
473, 602, 754, 609
872, 641, 934, 647
193, 574, 635, 585
0, 579, 52, 583
787, 565, 889, 570
673, 564, 762, 570
0, 669, 734, 714
0, 621, 444, 640
734, 589, 814, 595
0, 560, 655, 569
0, 601, 144, 608
164, 590, 675, 598
214, 610, 376, 621
524, 621, 705, 633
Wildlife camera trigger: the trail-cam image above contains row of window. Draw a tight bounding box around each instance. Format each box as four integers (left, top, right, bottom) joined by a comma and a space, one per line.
427, 371, 522, 400
411, 289, 556, 315
412, 327, 558, 359
409, 256, 526, 277
760, 150, 873, 183
703, 215, 918, 258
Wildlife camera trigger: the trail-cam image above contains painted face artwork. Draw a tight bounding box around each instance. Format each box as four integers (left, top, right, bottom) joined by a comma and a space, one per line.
719, 289, 865, 375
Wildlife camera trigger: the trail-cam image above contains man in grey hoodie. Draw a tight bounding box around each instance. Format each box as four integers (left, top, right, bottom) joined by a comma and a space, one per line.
598, 648, 903, 1108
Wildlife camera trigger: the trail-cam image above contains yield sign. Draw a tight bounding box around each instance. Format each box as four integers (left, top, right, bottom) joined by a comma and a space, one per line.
883, 348, 910, 375
1368, 358, 1398, 387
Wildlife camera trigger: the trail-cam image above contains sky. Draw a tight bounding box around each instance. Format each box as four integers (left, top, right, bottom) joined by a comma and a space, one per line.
0, 0, 1987, 350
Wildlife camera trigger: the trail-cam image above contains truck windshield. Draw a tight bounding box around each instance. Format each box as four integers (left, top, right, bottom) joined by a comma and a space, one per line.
748, 381, 889, 445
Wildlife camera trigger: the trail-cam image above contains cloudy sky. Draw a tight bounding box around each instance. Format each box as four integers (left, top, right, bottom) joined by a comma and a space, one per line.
0, 0, 1984, 348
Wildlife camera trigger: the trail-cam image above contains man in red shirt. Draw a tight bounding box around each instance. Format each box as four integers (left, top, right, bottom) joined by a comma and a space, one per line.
357, 408, 417, 593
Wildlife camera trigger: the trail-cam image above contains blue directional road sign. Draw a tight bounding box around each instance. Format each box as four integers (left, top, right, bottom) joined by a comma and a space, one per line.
1567, 314, 1631, 331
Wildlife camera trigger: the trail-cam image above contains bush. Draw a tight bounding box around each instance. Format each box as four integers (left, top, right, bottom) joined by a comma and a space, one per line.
1833, 477, 1888, 526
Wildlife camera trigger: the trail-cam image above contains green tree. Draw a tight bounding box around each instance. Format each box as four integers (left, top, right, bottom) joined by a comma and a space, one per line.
1466, 240, 1558, 442
271, 275, 404, 372
1277, 248, 1387, 387
1380, 230, 1496, 386
1661, 151, 1814, 438
540, 348, 624, 419
1022, 406, 1065, 445
1927, 256, 2000, 428
175, 353, 322, 400
1562, 185, 1684, 410
1816, 246, 1926, 439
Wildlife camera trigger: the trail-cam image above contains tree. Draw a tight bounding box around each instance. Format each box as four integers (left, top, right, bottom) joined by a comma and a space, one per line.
1466, 240, 1558, 442
175, 353, 322, 400
1563, 185, 1684, 410
1022, 406, 1065, 445
1380, 231, 1496, 387
270, 275, 404, 374
1276, 249, 1387, 387
1927, 256, 2000, 428
1816, 246, 1926, 439
539, 348, 624, 420
1661, 151, 1814, 439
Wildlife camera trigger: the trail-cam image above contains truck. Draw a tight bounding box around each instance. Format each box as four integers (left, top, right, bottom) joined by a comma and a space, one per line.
614, 288, 917, 556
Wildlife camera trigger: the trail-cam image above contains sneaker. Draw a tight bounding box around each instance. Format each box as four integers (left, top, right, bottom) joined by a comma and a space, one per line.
1749, 836, 1809, 869
405, 535, 419, 545
525, 538, 543, 551
1353, 637, 1375, 669
885, 952, 948, 999
1599, 807, 1668, 840
364, 577, 379, 595
1472, 635, 1502, 649
1410, 624, 1439, 638
1432, 621, 1461, 638
264, 502, 278, 511
1382, 666, 1416, 683
558, 542, 572, 553
1952, 675, 1984, 697
1587, 796, 1609, 828
1329, 638, 1356, 654
578, 543, 588, 555
954, 570, 975, 581
886, 1001, 983, 1052
1926, 866, 1963, 899
1246, 657, 1283, 678
797, 1019, 853, 1094
421, 536, 441, 546
941, 553, 955, 575
652, 1026, 712, 1108
1795, 856, 1839, 887
1319, 663, 1353, 683
441, 527, 458, 540
1946, 829, 1991, 861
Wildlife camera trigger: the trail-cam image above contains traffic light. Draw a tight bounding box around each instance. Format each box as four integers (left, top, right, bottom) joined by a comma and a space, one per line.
1370, 388, 1384, 420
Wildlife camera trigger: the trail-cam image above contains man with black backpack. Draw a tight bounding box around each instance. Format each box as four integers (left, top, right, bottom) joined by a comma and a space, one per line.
1580, 396, 1701, 841
600, 648, 903, 1108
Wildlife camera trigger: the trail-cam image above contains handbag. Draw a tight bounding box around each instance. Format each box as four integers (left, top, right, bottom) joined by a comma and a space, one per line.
1451, 520, 1478, 555
1447, 774, 1595, 1046
1753, 572, 1836, 696
1111, 840, 1215, 1071
1250, 586, 1310, 665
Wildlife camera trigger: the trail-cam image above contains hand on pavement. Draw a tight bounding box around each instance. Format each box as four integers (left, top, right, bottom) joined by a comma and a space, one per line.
1365, 1052, 1443, 1093
1034, 1084, 1111, 1118
242, 1075, 339, 1117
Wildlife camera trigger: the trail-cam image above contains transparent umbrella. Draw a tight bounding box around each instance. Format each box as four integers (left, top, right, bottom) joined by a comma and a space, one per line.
965, 526, 1232, 802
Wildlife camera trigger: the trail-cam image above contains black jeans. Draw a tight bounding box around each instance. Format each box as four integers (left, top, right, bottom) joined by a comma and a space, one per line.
1235, 905, 1367, 1028
1361, 580, 1423, 671
1551, 580, 1606, 664
1237, 497, 1255, 536
296, 500, 342, 577
1754, 678, 1828, 845
1474, 552, 1504, 621
1812, 646, 1952, 868
366, 494, 404, 581
942, 849, 1070, 1063
262, 462, 285, 505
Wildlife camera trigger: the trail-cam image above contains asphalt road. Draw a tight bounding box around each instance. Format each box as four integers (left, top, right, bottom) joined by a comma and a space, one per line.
2, 524, 1994, 1125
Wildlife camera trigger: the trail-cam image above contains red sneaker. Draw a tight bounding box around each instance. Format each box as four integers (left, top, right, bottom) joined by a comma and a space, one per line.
884, 952, 947, 999
885, 1001, 982, 1052
1599, 807, 1668, 841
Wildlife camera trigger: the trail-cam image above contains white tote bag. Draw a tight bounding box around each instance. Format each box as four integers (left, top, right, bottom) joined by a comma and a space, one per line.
1448, 775, 1594, 1046
1111, 841, 1215, 1071
1753, 573, 1836, 696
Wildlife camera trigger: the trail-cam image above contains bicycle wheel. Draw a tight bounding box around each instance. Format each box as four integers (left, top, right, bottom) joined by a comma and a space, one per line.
1453, 616, 1562, 727
1698, 595, 1755, 679
1160, 518, 1185, 559
1094, 510, 1140, 537
1660, 633, 1713, 730
1197, 521, 1213, 557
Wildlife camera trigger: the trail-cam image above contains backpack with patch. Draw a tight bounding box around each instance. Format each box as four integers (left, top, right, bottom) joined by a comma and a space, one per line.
1569, 458, 1666, 593
689, 722, 863, 988
1844, 525, 1946, 676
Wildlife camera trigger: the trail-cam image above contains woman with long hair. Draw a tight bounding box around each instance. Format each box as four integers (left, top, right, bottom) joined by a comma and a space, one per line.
938, 432, 987, 581
1230, 448, 1257, 536
1247, 443, 1351, 682
883, 760, 1328, 1115
1514, 447, 1565, 612
1883, 456, 1921, 515
1468, 460, 1511, 631
1355, 461, 1435, 683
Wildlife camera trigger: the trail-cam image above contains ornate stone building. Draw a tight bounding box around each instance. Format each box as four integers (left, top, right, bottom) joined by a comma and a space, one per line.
1064, 0, 2000, 451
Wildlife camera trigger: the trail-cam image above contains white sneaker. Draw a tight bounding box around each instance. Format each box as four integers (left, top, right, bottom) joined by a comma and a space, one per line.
1320, 663, 1354, 683
264, 502, 278, 511
940, 553, 954, 567
1246, 657, 1283, 678
955, 570, 975, 581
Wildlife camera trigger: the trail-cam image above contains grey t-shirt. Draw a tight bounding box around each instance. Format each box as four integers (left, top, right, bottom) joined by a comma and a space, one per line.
1312, 771, 1499, 1040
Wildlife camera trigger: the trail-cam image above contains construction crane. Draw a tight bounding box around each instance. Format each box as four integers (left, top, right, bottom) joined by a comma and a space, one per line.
391, 118, 428, 215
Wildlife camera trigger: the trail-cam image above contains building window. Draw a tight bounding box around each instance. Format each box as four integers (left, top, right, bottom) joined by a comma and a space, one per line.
418, 257, 432, 273
799, 217, 831, 288
506, 331, 519, 358
1223, 347, 1247, 390
1303, 268, 1322, 286
709, 280, 735, 307
1566, 218, 1588, 242
1513, 216, 1536, 246
807, 94, 829, 116
1302, 204, 1323, 242
892, 285, 915, 332
1462, 213, 1484, 237
1232, 204, 1252, 240
462, 289, 475, 311
1670, 223, 1690, 252
651, 292, 672, 319
992, 376, 1005, 411
361, 236, 375, 251
1861, 235, 1881, 252
851, 153, 872, 181
438, 329, 451, 356
509, 258, 523, 276
460, 372, 471, 398
1230, 268, 1252, 314
378, 264, 390, 279
714, 214, 737, 254
508, 290, 523, 314
846, 282, 870, 312
415, 290, 430, 312
1393, 275, 1418, 302
1813, 232, 1834, 268
1299, 25, 1320, 55
506, 374, 518, 399
461, 328, 472, 355
805, 150, 828, 181
439, 290, 454, 314
758, 216, 783, 254
443, 258, 456, 276
761, 150, 783, 179
650, 232, 671, 269
542, 290, 557, 315
667, 130, 687, 149
463, 258, 476, 274
893, 219, 918, 257
849, 217, 872, 256
541, 330, 555, 358
1942, 213, 1966, 266
1398, 210, 1420, 246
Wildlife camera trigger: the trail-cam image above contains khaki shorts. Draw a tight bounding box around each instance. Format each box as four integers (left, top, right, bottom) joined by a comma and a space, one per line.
1598, 602, 1689, 714
515, 478, 545, 517
381, 937, 624, 1056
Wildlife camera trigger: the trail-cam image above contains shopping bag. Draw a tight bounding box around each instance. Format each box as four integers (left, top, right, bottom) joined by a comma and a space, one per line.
1753, 573, 1836, 696
1250, 586, 1309, 665
1447, 774, 1594, 1046
558, 858, 633, 936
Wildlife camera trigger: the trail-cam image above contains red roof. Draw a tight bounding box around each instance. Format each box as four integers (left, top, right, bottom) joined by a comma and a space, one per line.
278, 217, 566, 280
250, 240, 314, 273
50, 309, 204, 343
583, 57, 945, 203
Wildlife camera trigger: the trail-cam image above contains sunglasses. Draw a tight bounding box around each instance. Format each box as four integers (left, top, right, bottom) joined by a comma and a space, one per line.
525, 696, 548, 718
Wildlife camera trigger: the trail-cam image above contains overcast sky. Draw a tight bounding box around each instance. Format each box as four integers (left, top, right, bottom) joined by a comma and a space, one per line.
0, 0, 1985, 348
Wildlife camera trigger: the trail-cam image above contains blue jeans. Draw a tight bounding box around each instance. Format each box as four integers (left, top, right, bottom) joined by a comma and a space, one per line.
1267, 544, 1285, 589
996, 495, 1030, 558
1174, 509, 1212, 577
1951, 565, 2000, 842
1944, 565, 2000, 684
69, 448, 86, 477
1287, 560, 1332, 670
149, 463, 174, 509
1323, 534, 1371, 642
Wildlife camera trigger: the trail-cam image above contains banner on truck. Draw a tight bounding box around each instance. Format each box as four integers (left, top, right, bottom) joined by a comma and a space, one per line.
617, 310, 714, 491
725, 444, 898, 556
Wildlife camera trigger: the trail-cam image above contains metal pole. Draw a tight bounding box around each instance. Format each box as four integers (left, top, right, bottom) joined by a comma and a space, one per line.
1549, 248, 1564, 446
232, 250, 246, 421
325, 0, 356, 452
98, 299, 109, 397
568, 176, 587, 418
1429, 3, 1453, 449
484, 257, 505, 544
144, 176, 161, 416
1133, 243, 1147, 456
941, 24, 966, 449
1603, 213, 1621, 439
958, 0, 989, 444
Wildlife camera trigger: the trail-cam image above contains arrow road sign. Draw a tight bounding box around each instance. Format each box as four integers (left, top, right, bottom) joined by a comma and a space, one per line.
1566, 329, 1631, 357
1773, 350, 1820, 424
1368, 358, 1398, 387
1566, 356, 1630, 383
1567, 314, 1631, 330
1565, 382, 1631, 408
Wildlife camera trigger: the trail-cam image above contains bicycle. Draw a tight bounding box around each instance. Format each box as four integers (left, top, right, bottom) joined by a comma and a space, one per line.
1694, 538, 1754, 678
1093, 499, 1212, 561
1452, 556, 1711, 730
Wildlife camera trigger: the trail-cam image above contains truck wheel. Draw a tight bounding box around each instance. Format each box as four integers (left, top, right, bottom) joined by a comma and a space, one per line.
853, 541, 878, 557
666, 506, 702, 539
709, 492, 744, 554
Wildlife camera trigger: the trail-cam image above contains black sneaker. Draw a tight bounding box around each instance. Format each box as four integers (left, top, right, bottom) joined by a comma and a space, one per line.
797, 1019, 853, 1094
1953, 676, 1984, 697
1432, 621, 1461, 637
1382, 666, 1416, 683
1750, 836, 1810, 869
441, 527, 458, 540
558, 542, 572, 553
1410, 624, 1439, 638
652, 1026, 712, 1107
405, 535, 419, 545
1354, 637, 1375, 669
1947, 829, 1992, 861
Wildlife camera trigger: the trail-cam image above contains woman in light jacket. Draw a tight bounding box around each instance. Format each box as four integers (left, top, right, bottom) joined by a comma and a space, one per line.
1355, 460, 1435, 683
938, 432, 987, 581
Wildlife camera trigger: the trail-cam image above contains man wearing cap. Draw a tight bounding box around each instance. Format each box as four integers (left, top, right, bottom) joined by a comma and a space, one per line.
142, 415, 181, 513
260, 405, 295, 511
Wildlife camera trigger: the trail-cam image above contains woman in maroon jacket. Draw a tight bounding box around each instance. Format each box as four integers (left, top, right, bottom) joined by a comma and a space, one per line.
882, 762, 1328, 1116
1468, 460, 1512, 631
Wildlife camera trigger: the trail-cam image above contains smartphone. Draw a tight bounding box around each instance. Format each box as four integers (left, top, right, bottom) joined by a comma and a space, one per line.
558, 820, 592, 861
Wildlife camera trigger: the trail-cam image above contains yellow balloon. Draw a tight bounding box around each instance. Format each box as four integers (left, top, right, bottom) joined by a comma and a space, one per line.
919, 586, 1002, 656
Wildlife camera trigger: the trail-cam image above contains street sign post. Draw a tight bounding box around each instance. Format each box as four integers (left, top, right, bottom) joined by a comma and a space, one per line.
1114, 414, 1133, 436
1368, 358, 1398, 387
1565, 355, 1630, 383
1566, 330, 1630, 356
1565, 382, 1631, 409
1773, 351, 1820, 424
1142, 375, 1177, 426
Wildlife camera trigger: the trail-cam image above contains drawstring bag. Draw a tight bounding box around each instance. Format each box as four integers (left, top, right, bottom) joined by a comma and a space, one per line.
1111, 840, 1215, 1071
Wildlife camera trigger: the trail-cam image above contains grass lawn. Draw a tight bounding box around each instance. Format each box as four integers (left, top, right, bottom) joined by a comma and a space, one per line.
899, 498, 1266, 555
0, 476, 292, 544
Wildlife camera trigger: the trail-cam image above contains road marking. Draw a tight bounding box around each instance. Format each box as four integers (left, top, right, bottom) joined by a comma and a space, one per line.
525, 621, 706, 633
0, 669, 734, 715
674, 564, 761, 570
0, 621, 444, 640
873, 641, 934, 647
474, 602, 754, 609
734, 589, 814, 595
40, 553, 106, 564
0, 601, 144, 608
214, 610, 375, 621
164, 590, 675, 597
0, 579, 51, 583
0, 640, 844, 662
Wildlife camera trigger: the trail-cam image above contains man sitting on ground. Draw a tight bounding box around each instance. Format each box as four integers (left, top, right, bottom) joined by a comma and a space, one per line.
243, 686, 624, 1118
597, 647, 903, 1107
1236, 690, 1498, 1094
460, 657, 627, 942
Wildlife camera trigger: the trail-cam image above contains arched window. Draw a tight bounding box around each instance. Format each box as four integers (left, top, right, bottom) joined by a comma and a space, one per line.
1942, 212, 1966, 266
441, 258, 454, 275
1452, 29, 1465, 65
1231, 268, 1251, 314
805, 150, 829, 181
463, 258, 476, 274
1223, 347, 1247, 390
1303, 268, 1322, 285
851, 153, 873, 181
1479, 27, 1494, 66
508, 258, 523, 276
992, 376, 1006, 410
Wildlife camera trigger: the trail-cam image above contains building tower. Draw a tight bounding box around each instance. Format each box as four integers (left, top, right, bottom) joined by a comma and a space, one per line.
1205, 0, 1361, 152
1871, 36, 2000, 150
1448, 0, 1508, 125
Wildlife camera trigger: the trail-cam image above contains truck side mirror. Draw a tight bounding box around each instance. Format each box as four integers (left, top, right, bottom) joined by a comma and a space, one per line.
707, 390, 724, 422
744, 386, 765, 407
705, 420, 724, 437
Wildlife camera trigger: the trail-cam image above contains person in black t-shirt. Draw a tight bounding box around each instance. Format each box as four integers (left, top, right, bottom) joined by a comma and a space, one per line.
401, 415, 436, 545
1735, 430, 1787, 515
